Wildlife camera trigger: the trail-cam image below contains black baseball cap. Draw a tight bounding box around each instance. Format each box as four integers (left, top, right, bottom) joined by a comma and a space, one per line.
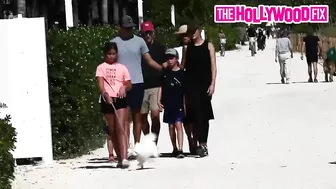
121, 15, 136, 28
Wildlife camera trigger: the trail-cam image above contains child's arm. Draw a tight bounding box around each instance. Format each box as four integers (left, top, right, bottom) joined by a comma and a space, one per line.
96, 66, 112, 103
157, 86, 164, 109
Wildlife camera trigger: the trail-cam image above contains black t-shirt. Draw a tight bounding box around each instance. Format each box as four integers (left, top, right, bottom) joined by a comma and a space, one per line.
161, 69, 184, 111
247, 28, 256, 37
303, 35, 319, 55
141, 41, 166, 89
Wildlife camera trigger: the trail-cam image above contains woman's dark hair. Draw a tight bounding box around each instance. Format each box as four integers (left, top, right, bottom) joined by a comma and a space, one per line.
103, 42, 118, 55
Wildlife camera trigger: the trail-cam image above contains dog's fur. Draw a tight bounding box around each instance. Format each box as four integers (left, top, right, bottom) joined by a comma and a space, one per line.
128, 133, 159, 169
323, 58, 336, 82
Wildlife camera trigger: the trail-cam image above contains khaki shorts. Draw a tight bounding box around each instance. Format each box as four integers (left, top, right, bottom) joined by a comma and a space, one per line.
140, 87, 160, 114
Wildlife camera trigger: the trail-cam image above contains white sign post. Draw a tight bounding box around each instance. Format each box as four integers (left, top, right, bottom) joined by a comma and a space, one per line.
138, 0, 143, 29
65, 0, 74, 29
0, 17, 53, 165
171, 5, 175, 26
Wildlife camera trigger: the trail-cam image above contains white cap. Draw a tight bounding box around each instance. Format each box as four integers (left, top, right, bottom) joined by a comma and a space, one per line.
174, 25, 187, 34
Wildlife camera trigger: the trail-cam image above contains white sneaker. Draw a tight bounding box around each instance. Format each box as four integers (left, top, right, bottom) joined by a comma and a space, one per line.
117, 159, 130, 168
286, 78, 290, 84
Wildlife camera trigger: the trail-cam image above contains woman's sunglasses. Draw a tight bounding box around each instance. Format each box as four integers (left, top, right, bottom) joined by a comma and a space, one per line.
141, 31, 154, 37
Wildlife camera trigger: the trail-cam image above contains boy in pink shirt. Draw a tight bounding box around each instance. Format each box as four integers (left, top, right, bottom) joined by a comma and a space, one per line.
96, 42, 132, 168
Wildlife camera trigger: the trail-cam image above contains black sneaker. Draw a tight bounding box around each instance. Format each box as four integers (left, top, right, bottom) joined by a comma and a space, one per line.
196, 146, 208, 158
190, 146, 197, 155
308, 78, 313, 82
171, 149, 179, 157
176, 150, 185, 159
281, 78, 285, 84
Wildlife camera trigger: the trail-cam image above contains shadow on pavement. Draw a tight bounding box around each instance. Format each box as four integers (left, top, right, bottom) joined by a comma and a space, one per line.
128, 167, 155, 171
78, 165, 118, 169
88, 157, 109, 161
159, 153, 198, 158
328, 161, 336, 165
266, 82, 284, 85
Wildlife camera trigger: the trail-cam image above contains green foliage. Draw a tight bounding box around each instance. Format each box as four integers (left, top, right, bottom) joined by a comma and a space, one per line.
319, 26, 336, 37
47, 25, 113, 159
205, 24, 239, 51
0, 103, 17, 189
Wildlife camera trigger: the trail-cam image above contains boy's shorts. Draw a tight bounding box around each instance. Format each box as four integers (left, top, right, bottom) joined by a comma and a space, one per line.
163, 109, 184, 125
126, 83, 145, 112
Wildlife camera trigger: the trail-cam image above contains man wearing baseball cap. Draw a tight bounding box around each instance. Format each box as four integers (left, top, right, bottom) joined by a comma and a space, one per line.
110, 15, 166, 154
140, 21, 166, 144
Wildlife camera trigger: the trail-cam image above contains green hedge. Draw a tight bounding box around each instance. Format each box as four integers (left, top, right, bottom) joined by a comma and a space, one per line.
0, 103, 17, 189
47, 24, 237, 159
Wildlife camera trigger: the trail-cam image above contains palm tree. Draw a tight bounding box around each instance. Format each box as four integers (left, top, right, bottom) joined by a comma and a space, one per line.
101, 0, 108, 24
17, 0, 26, 17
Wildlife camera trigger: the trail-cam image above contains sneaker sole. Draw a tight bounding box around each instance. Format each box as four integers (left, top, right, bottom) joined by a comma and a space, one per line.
176, 154, 185, 159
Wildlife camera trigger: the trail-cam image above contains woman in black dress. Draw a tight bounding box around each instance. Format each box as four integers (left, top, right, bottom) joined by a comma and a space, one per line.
180, 23, 217, 157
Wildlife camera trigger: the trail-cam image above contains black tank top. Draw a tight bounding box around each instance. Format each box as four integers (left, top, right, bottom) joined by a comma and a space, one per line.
185, 40, 212, 91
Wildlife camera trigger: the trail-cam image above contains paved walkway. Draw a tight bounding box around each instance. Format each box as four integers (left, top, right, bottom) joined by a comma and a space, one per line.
12, 39, 336, 189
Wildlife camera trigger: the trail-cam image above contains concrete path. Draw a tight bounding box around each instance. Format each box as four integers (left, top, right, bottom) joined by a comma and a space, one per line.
12, 39, 336, 189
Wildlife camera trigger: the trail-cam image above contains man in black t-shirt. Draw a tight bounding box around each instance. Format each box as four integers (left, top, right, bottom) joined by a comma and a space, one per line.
301, 28, 322, 82
140, 21, 166, 143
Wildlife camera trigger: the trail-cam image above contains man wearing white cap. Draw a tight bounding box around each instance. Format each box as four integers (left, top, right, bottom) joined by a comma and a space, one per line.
174, 25, 190, 63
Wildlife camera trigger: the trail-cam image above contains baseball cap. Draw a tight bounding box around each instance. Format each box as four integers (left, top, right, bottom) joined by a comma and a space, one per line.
121, 15, 136, 28
174, 25, 187, 34
165, 48, 179, 59
140, 21, 154, 32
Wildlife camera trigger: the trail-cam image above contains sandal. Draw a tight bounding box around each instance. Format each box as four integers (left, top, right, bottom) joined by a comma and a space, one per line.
108, 154, 115, 162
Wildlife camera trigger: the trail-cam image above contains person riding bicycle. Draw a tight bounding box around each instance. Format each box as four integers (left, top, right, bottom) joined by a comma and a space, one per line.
247, 25, 257, 55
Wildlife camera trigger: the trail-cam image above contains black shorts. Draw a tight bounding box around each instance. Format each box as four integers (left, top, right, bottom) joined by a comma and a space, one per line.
126, 83, 145, 111
100, 96, 128, 114
306, 54, 318, 64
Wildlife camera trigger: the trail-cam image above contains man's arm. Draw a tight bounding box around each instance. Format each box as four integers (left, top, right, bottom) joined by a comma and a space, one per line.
180, 46, 187, 69
317, 38, 323, 56
143, 53, 164, 71
208, 42, 217, 87
139, 38, 165, 70
288, 38, 293, 55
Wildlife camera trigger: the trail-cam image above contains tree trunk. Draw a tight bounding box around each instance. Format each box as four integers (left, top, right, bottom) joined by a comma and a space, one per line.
113, 0, 119, 24
101, 0, 108, 24
87, 0, 93, 26
72, 0, 79, 26
91, 0, 99, 24
32, 0, 39, 17
17, 0, 26, 17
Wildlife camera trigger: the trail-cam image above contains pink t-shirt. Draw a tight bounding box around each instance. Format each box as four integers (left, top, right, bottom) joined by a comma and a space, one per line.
96, 62, 131, 97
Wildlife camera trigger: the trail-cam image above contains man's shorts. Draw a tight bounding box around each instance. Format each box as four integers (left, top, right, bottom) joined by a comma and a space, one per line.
141, 87, 160, 114
306, 54, 318, 65
126, 83, 145, 112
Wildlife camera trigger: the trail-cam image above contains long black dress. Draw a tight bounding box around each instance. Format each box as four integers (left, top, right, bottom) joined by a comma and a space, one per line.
184, 40, 214, 123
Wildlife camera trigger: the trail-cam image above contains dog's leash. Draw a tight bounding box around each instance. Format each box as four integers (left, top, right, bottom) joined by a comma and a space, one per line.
101, 76, 129, 140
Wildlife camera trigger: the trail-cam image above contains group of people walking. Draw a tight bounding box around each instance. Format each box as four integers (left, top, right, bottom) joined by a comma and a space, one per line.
274, 27, 335, 84
96, 15, 217, 168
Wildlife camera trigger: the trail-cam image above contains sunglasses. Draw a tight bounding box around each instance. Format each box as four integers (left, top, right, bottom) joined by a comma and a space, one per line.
141, 31, 154, 36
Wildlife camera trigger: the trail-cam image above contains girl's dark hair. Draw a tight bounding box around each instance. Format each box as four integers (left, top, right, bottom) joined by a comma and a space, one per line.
103, 42, 118, 55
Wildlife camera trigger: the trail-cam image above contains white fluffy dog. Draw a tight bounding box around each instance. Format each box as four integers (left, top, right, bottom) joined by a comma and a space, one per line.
128, 133, 159, 169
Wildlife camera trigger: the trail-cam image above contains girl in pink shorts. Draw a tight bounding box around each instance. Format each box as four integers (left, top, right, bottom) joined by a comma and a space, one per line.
96, 42, 132, 168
